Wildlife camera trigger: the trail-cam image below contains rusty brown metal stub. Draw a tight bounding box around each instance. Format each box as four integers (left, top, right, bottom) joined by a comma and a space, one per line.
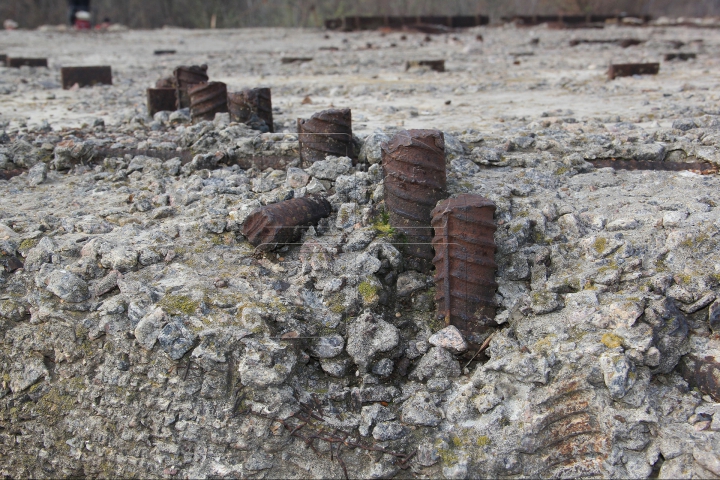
7, 57, 48, 68
188, 81, 228, 122
382, 129, 447, 273
0, 54, 7, 64
154, 50, 176, 55
242, 195, 332, 251
431, 194, 497, 340
297, 108, 354, 166
173, 64, 209, 109
608, 62, 659, 80
664, 53, 696, 61
406, 60, 445, 72
281, 57, 313, 64
61, 66, 112, 89
147, 88, 178, 116
228, 88, 274, 132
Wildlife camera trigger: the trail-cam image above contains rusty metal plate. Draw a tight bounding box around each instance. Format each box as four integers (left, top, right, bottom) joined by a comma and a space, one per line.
242, 195, 332, 252
589, 159, 716, 174
406, 60, 445, 72
61, 66, 112, 89
520, 379, 610, 478
664, 53, 696, 61
228, 88, 274, 132
382, 129, 446, 273
431, 194, 497, 337
188, 82, 228, 122
7, 57, 48, 68
297, 108, 354, 165
680, 354, 720, 401
608, 63, 659, 80
173, 64, 208, 109
154, 50, 176, 55
281, 57, 313, 64
147, 88, 177, 116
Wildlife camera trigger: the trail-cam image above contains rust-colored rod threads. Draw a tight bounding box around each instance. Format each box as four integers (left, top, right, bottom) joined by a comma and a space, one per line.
188, 81, 228, 122
608, 62, 659, 80
228, 88, 274, 132
242, 195, 332, 252
173, 64, 209, 109
431, 194, 498, 340
147, 88, 177, 116
382, 129, 447, 273
297, 108, 354, 166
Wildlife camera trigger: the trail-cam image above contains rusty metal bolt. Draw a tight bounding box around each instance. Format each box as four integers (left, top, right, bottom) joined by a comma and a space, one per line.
405, 60, 445, 72
60, 66, 112, 89
173, 64, 209, 109
242, 195, 332, 252
188, 81, 228, 122
6, 57, 47, 68
147, 88, 177, 116
228, 88, 274, 132
431, 194, 498, 340
382, 129, 447, 273
608, 62, 659, 80
297, 108, 354, 166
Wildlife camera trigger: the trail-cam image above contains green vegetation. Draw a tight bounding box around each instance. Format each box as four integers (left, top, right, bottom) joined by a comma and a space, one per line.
373, 208, 395, 237
159, 294, 200, 315
601, 332, 624, 349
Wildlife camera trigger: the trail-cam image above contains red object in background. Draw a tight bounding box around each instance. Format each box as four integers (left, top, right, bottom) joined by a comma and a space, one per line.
74, 19, 91, 30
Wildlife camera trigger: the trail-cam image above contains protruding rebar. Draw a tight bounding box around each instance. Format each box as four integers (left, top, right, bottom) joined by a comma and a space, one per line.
173, 64, 209, 109
188, 81, 228, 122
228, 88, 274, 132
297, 108, 354, 166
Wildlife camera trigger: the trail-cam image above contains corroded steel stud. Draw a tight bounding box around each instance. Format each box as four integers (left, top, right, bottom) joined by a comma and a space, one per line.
147, 88, 177, 116
228, 88, 274, 132
173, 64, 209, 109
242, 195, 332, 252
188, 81, 228, 122
608, 63, 659, 80
61, 66, 112, 89
431, 194, 498, 340
382, 129, 447, 273
297, 108, 354, 166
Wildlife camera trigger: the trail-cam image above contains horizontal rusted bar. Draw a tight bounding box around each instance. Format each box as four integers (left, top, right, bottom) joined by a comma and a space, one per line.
589, 159, 716, 174
325, 15, 489, 31
7, 57, 48, 68
147, 88, 177, 116
154, 50, 176, 55
61, 66, 112, 89
608, 62, 659, 80
281, 57, 313, 64
664, 53, 696, 61
0, 54, 6, 64
0, 169, 26, 181
406, 60, 445, 72
680, 354, 720, 401
242, 195, 332, 251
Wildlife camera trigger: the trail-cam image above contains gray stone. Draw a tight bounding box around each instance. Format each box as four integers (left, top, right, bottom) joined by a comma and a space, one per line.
157, 319, 198, 360
9, 356, 48, 393
308, 334, 344, 358
306, 156, 352, 181
599, 352, 636, 399
359, 403, 396, 436
27, 162, 48, 186
305, 177, 326, 194
335, 202, 359, 230
100, 247, 138, 272
401, 392, 442, 426
285, 167, 310, 188
134, 308, 168, 350
372, 421, 406, 441
346, 312, 399, 372
672, 118, 697, 131
371, 358, 394, 377
429, 325, 468, 354
396, 271, 430, 297
410, 347, 461, 382
238, 338, 297, 387
46, 269, 90, 302
606, 218, 640, 231
709, 299, 720, 333
359, 130, 389, 165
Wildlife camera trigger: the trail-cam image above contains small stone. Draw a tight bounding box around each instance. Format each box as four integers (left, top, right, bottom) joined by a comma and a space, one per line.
606, 218, 640, 231
157, 319, 198, 360
410, 347, 461, 382
372, 421, 406, 441
308, 335, 344, 358
401, 392, 442, 426
428, 325, 468, 354
306, 156, 352, 181
45, 269, 90, 302
346, 312, 399, 372
286, 167, 310, 188
599, 352, 636, 399
305, 178, 326, 194
27, 162, 47, 186
662, 210, 688, 228
319, 357, 351, 377
134, 308, 168, 350
336, 202, 359, 230
371, 358, 394, 377
9, 356, 48, 393
708, 299, 720, 333
396, 271, 430, 297
531, 291, 563, 314
672, 118, 697, 131
100, 247, 138, 273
